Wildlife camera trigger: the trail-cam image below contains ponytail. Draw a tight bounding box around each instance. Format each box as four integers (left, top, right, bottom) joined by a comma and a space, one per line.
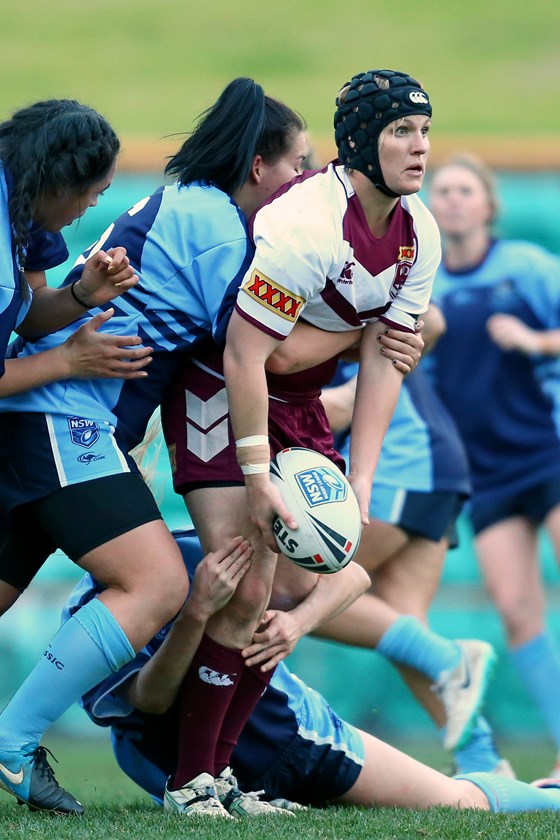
165, 77, 304, 195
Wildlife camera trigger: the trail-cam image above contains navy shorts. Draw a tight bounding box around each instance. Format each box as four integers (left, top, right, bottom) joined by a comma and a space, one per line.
0, 411, 139, 512
370, 486, 467, 546
111, 695, 364, 807
161, 355, 344, 495
0, 473, 162, 591
470, 474, 560, 535
235, 729, 363, 804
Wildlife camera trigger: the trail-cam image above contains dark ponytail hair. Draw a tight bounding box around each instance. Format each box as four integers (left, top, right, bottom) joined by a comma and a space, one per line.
165, 78, 305, 195
0, 98, 119, 268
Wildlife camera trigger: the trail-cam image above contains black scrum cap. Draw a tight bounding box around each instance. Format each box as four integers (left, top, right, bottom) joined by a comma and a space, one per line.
334, 70, 432, 196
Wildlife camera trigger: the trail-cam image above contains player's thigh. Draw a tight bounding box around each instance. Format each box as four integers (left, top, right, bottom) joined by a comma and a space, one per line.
543, 502, 560, 570
475, 517, 545, 636
32, 474, 189, 619
336, 729, 488, 809
353, 518, 408, 574
185, 485, 256, 551
373, 536, 448, 618
187, 486, 279, 640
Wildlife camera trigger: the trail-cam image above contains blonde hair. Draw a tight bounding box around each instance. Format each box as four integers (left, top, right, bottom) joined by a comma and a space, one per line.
434, 153, 500, 223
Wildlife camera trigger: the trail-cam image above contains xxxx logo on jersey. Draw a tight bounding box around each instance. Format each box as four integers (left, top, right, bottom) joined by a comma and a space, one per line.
242, 269, 305, 321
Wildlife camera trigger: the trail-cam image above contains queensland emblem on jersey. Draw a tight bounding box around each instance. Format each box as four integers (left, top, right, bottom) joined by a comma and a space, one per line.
67, 416, 100, 449
242, 269, 305, 321
390, 244, 416, 299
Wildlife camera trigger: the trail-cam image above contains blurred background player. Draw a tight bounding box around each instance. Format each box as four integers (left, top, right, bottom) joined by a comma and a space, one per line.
316, 306, 512, 775
427, 154, 560, 776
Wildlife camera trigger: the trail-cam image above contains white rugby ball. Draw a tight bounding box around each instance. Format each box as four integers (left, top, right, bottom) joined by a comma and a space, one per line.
269, 447, 362, 574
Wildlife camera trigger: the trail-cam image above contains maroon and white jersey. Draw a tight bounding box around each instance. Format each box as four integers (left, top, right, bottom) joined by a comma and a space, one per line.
235, 162, 440, 339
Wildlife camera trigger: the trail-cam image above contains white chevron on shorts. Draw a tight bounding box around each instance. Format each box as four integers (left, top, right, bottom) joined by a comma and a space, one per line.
186, 418, 229, 462
185, 388, 229, 430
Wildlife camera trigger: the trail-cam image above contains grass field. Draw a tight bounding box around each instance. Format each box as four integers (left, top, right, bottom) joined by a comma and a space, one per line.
2, 0, 560, 149
0, 737, 559, 840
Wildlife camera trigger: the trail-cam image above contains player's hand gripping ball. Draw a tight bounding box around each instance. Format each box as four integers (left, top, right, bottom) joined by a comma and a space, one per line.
270, 447, 362, 573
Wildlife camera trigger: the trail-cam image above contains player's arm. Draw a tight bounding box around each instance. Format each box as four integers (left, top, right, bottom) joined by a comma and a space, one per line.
266, 320, 424, 375
487, 314, 560, 355
320, 375, 357, 435
348, 320, 405, 524
242, 560, 370, 672
223, 309, 298, 549
419, 302, 446, 353
0, 309, 153, 398
265, 322, 361, 373
18, 247, 139, 337
121, 538, 252, 714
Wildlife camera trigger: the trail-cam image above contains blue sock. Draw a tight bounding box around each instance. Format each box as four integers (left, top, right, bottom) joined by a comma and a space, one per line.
376, 615, 461, 681
510, 632, 560, 749
456, 772, 560, 812
0, 598, 134, 752
453, 716, 502, 773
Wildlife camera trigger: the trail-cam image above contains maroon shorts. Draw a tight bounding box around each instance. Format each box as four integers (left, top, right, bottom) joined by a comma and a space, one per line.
161, 353, 345, 495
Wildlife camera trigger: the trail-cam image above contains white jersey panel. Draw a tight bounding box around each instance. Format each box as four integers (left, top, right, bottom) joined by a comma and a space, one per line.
235, 164, 440, 339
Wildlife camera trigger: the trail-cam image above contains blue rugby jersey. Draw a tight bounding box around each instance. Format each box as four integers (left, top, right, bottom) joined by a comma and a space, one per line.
61, 530, 364, 793
0, 182, 252, 453
0, 161, 68, 376
428, 239, 560, 505
333, 361, 471, 494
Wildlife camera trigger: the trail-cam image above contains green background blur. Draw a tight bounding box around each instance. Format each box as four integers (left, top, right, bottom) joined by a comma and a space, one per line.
2, 0, 560, 771
2, 0, 560, 144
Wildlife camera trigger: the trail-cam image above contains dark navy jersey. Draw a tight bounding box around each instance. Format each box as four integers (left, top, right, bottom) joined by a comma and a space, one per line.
61, 529, 364, 794
334, 361, 471, 495
0, 182, 253, 453
0, 161, 68, 376
428, 239, 560, 504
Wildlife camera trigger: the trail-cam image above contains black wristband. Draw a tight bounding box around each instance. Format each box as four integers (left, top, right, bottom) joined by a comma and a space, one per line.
70, 280, 90, 308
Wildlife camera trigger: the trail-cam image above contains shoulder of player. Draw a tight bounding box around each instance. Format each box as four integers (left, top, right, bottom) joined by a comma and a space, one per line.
401, 192, 440, 235
493, 237, 559, 270
159, 182, 248, 255
253, 167, 345, 245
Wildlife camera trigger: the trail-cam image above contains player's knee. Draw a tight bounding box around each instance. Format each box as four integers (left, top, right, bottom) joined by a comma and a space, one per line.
134, 564, 189, 626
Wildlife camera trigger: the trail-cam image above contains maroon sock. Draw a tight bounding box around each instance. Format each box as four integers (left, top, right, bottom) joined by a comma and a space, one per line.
172, 634, 244, 789
214, 661, 276, 776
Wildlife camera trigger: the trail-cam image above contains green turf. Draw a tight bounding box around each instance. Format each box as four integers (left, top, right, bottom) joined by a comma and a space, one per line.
1, 0, 560, 143
0, 737, 558, 839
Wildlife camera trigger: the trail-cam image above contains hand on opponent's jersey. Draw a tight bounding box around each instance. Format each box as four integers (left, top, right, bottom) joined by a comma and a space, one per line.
70, 247, 140, 308
61, 308, 153, 380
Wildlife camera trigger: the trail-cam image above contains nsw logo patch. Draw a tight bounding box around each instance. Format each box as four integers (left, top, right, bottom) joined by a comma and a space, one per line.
242, 269, 304, 321
67, 417, 100, 449
295, 466, 348, 507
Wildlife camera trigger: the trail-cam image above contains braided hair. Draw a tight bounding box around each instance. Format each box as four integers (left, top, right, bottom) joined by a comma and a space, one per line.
0, 99, 119, 269
334, 70, 432, 197
165, 77, 305, 196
